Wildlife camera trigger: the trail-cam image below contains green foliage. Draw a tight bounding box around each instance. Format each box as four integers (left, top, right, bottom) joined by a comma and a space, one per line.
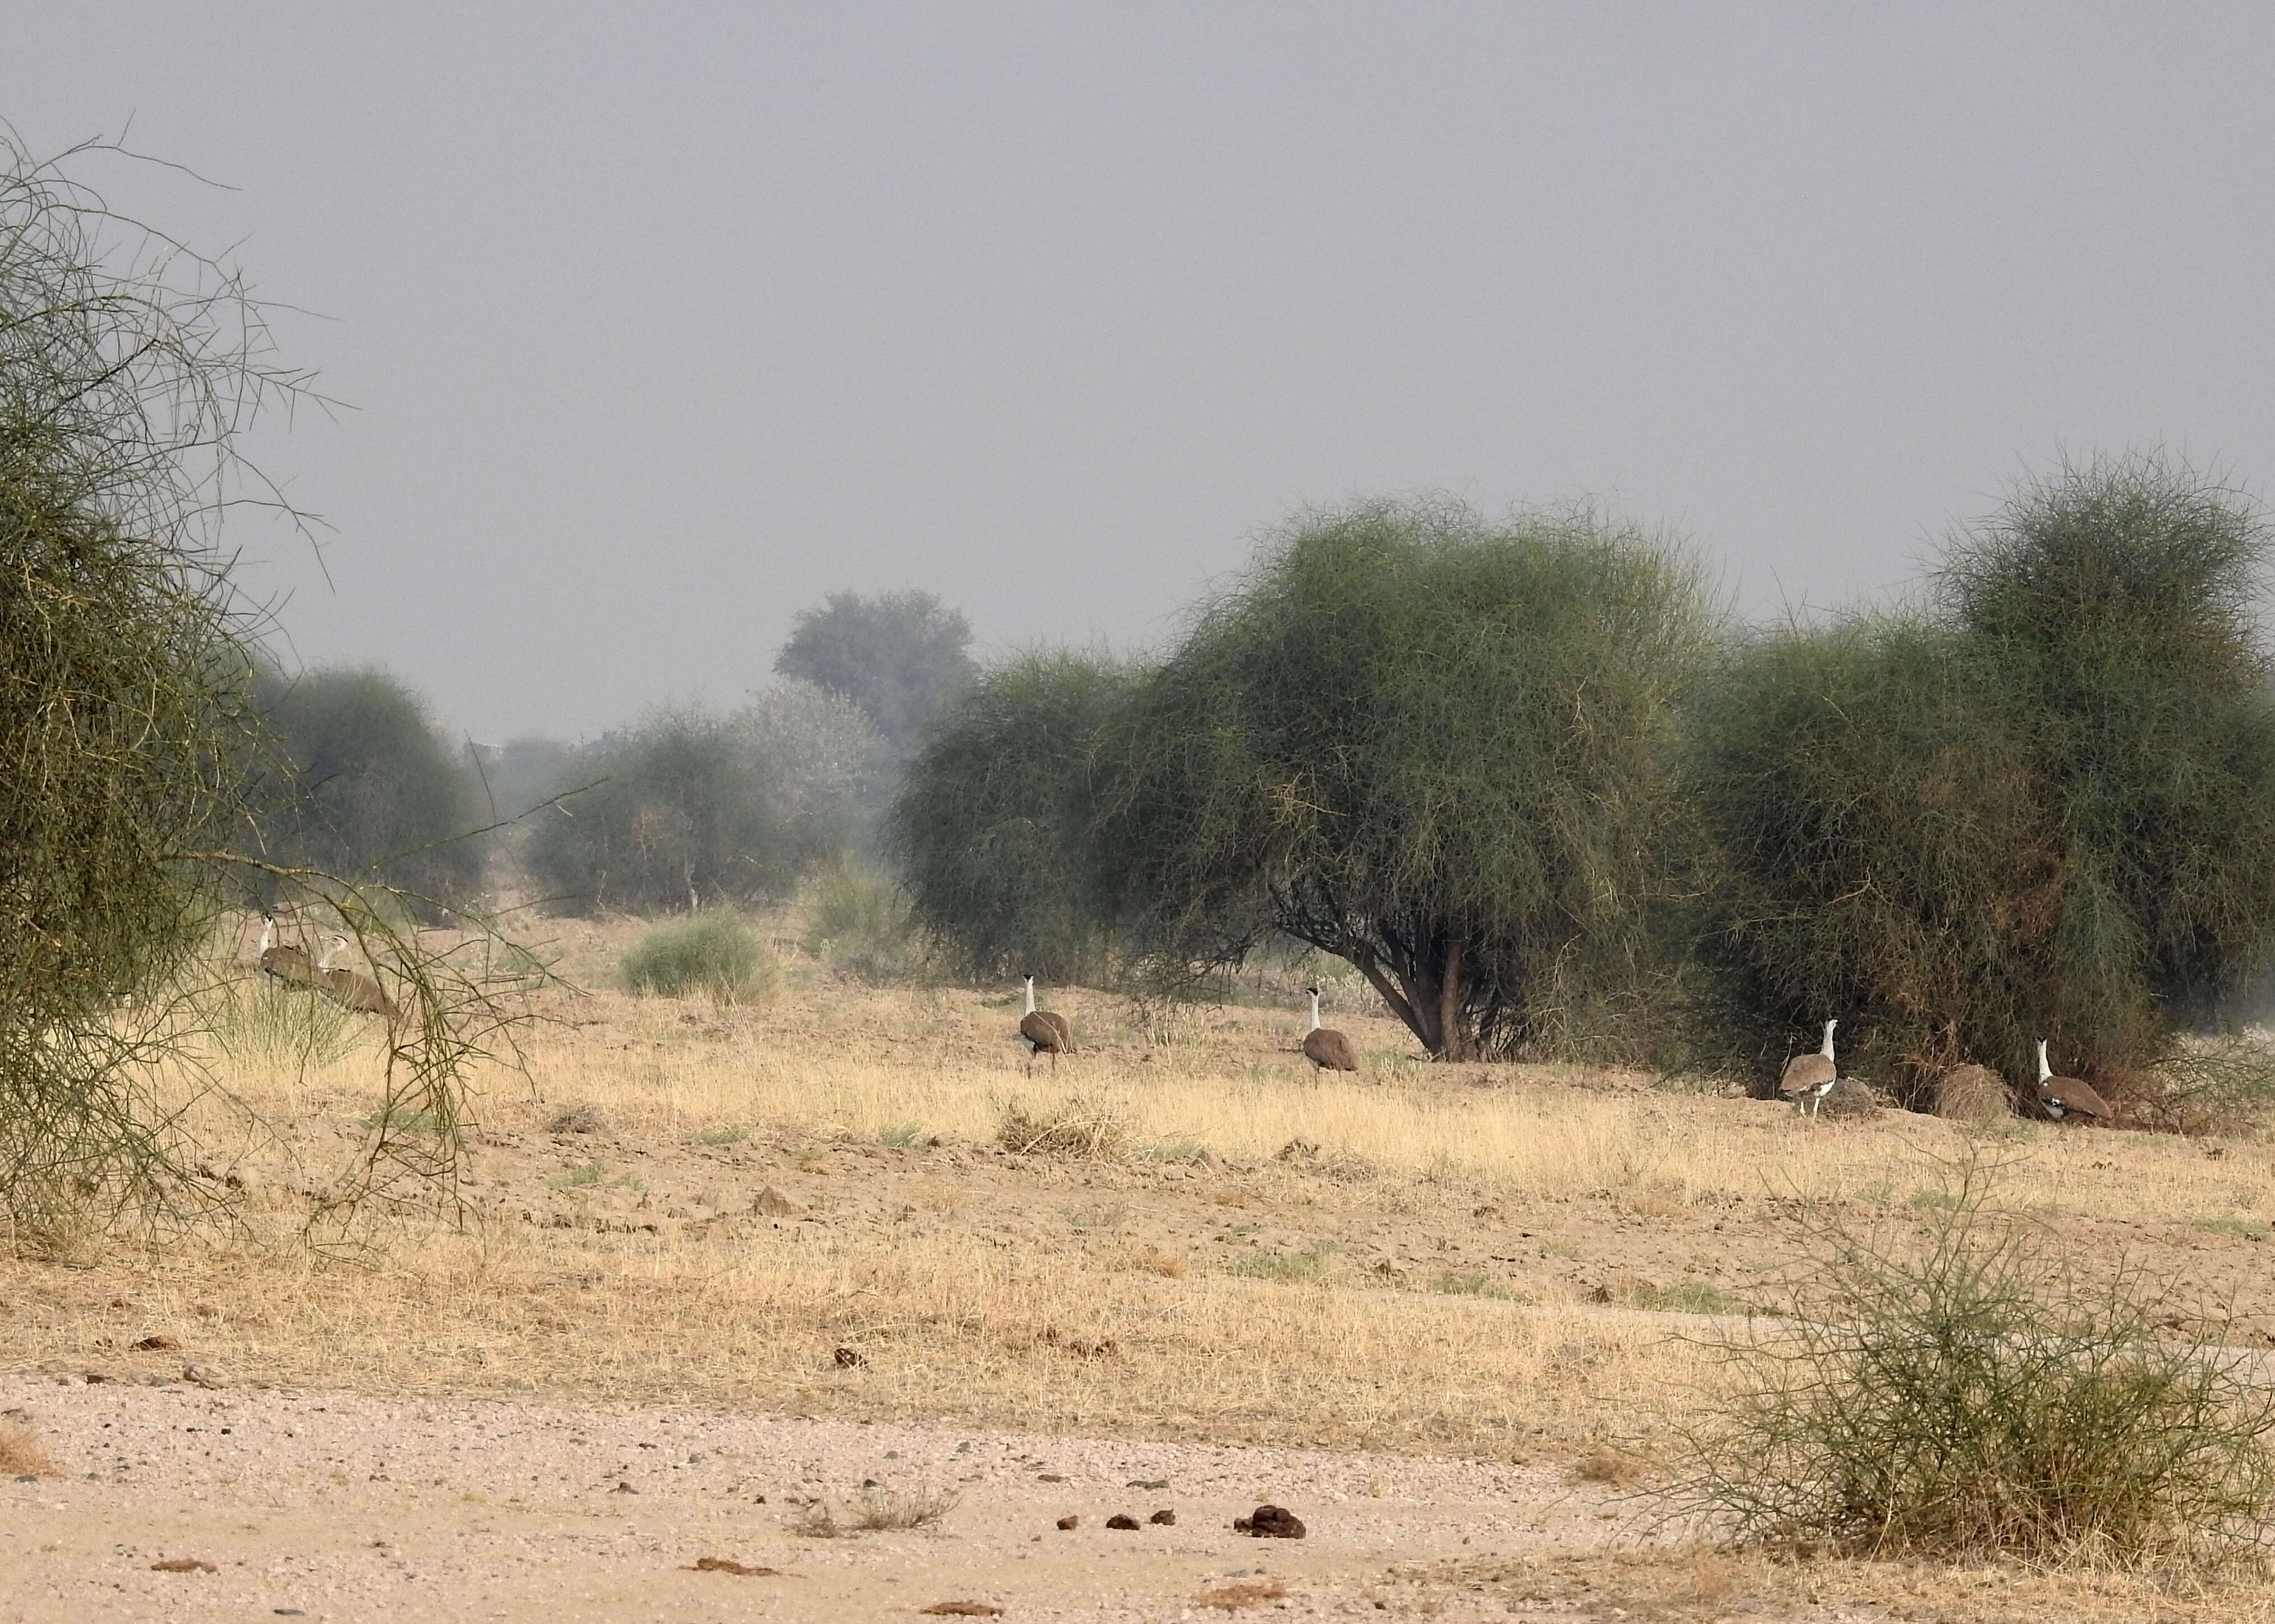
527, 705, 794, 915
621, 912, 776, 1004
1671, 1165, 2275, 1567
1697, 456, 2275, 1101
799, 859, 926, 983
252, 665, 484, 904
1090, 498, 1714, 1060
527, 690, 881, 917
0, 134, 296, 1228
1223, 1241, 1339, 1282
891, 650, 1130, 981
774, 588, 977, 756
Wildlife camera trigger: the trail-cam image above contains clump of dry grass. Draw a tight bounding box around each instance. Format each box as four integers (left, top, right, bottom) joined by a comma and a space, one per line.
1571, 1445, 1647, 1487
0, 1423, 54, 1477
793, 1485, 959, 1537
994, 1095, 1127, 1158
1195, 1578, 1288, 1609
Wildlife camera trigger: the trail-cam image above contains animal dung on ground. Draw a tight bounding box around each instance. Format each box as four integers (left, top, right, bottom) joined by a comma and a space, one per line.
1935, 1063, 2010, 1125
832, 1346, 866, 1368
1056, 1514, 1079, 1530
1106, 1513, 1141, 1530
920, 1605, 1005, 1618
1149, 1508, 1177, 1525
131, 1336, 179, 1351
1127, 1478, 1169, 1489
689, 1556, 780, 1576
1233, 1504, 1306, 1539
150, 1558, 217, 1573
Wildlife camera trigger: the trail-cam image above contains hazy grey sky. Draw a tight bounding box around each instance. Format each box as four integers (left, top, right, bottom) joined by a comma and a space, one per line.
15, 4, 2275, 741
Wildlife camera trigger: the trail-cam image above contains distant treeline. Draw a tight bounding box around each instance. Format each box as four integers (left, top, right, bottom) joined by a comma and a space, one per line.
889, 457, 2275, 1110
248, 589, 975, 916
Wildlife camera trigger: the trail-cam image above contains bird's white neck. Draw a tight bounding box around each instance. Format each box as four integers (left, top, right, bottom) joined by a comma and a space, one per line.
2037, 1041, 2051, 1082
1307, 992, 1322, 1034
258, 916, 274, 954
1023, 979, 1037, 1016
1821, 1020, 1837, 1060
319, 939, 345, 972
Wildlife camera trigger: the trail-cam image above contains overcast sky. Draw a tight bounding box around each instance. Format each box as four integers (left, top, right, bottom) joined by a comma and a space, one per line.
14, 4, 2275, 741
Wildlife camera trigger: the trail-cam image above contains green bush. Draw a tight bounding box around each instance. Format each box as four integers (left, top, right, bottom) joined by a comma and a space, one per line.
799, 859, 926, 982
891, 650, 1127, 982
1670, 1165, 2275, 1566
251, 666, 485, 906
1696, 456, 2275, 1102
620, 913, 776, 1004
1089, 497, 1714, 1060
202, 974, 361, 1071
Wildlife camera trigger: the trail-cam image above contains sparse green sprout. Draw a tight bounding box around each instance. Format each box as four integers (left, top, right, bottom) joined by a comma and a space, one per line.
694, 1125, 749, 1148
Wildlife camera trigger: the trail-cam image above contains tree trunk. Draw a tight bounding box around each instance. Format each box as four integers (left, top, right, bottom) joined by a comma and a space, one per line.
1347, 933, 1478, 1060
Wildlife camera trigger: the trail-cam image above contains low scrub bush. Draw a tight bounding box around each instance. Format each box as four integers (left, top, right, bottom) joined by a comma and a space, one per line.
1669, 1163, 2275, 1567
800, 860, 927, 982
621, 913, 776, 1005
202, 974, 362, 1070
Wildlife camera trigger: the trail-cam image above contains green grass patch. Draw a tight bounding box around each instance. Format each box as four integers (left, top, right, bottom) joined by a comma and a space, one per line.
2190, 1216, 2270, 1242
1223, 1241, 1339, 1282
693, 1125, 748, 1147
1429, 1270, 1519, 1299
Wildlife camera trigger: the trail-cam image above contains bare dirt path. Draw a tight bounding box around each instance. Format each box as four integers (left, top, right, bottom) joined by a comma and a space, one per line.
0, 1374, 1620, 1622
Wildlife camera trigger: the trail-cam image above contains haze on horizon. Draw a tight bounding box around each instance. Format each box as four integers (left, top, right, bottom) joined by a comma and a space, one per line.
12, 4, 2275, 743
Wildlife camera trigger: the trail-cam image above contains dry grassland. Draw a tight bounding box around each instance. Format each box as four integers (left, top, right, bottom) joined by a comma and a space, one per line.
8, 914, 2275, 1472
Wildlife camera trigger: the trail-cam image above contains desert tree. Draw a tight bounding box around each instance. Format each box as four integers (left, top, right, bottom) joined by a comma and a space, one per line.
1697, 455, 2275, 1103
774, 588, 977, 757
1090, 499, 1714, 1060
252, 665, 486, 906
0, 132, 531, 1237
891, 650, 1130, 982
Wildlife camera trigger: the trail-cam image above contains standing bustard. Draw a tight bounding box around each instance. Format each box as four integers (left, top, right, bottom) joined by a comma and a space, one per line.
256, 912, 317, 989
1301, 987, 1360, 1072
2035, 1039, 2112, 1123
316, 934, 399, 1020
1779, 1018, 1840, 1115
1018, 974, 1073, 1074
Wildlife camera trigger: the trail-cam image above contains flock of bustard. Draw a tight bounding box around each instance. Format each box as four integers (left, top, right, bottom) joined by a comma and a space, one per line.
252, 912, 399, 1021
1025, 977, 2113, 1125
1777, 1017, 2111, 1124
250, 921, 2115, 1124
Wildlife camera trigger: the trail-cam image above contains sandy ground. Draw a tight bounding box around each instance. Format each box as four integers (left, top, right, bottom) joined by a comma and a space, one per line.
0, 1373, 1620, 1622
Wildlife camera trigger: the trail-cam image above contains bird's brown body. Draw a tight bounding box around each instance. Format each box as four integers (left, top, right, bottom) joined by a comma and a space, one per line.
1777, 1018, 1840, 1113
2034, 1039, 2110, 1123
316, 935, 399, 1020
1777, 1052, 1836, 1101
255, 914, 319, 989
1020, 1009, 1072, 1060
1018, 976, 1074, 1072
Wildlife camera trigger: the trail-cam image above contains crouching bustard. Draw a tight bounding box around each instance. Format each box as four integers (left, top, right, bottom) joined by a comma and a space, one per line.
1018, 974, 1073, 1074
1779, 1018, 1840, 1115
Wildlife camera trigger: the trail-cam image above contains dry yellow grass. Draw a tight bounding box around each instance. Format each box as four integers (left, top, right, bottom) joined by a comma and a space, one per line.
0, 1422, 54, 1477
9, 914, 2275, 1472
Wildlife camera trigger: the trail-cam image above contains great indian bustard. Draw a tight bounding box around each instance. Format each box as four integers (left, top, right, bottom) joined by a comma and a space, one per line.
2035, 1039, 2112, 1124
316, 934, 400, 1021
255, 912, 318, 989
1301, 987, 1360, 1072
1778, 1018, 1840, 1115
1018, 974, 1074, 1074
